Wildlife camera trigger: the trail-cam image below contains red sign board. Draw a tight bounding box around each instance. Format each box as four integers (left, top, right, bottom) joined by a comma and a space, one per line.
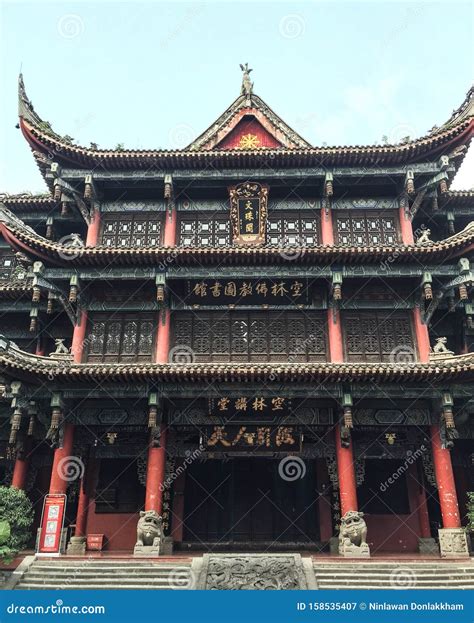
37, 494, 67, 555
86, 534, 104, 551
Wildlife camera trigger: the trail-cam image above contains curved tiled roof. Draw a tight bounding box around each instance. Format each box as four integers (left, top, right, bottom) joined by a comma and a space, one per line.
1, 214, 473, 267
17, 74, 474, 173
0, 339, 473, 383
0, 193, 57, 211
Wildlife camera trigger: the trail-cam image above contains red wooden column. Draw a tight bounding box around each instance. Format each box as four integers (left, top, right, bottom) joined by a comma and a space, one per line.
145, 428, 168, 514
334, 425, 358, 515
49, 422, 75, 495
399, 199, 414, 244
11, 438, 32, 490
327, 309, 344, 362
85, 208, 101, 247
74, 456, 97, 538
71, 311, 88, 363
320, 203, 334, 245
163, 207, 177, 247
413, 306, 430, 363
67, 455, 97, 554
155, 310, 172, 363
430, 424, 461, 528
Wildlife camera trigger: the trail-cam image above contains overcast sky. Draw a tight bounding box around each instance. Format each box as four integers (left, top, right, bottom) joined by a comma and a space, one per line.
0, 1, 472, 193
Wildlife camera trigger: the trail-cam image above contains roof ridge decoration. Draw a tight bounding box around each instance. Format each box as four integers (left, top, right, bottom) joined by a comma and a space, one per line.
16, 73, 473, 169
186, 65, 312, 150
436, 86, 474, 132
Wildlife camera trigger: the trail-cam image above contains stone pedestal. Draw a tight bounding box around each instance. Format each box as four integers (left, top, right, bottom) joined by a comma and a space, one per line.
338, 541, 370, 558
438, 528, 469, 558
66, 536, 86, 555
418, 537, 439, 555
134, 542, 161, 557
134, 536, 174, 557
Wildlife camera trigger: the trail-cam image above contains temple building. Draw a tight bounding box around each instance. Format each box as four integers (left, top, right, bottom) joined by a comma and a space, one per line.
0, 68, 473, 559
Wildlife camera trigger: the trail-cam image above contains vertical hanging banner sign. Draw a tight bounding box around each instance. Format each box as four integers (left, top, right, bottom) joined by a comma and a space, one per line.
229, 181, 269, 245
37, 493, 67, 555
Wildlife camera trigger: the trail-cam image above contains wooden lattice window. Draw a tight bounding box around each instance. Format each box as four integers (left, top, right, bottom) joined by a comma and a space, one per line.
267, 212, 320, 245
172, 311, 327, 363
0, 254, 16, 280
342, 311, 414, 362
334, 211, 399, 245
178, 215, 230, 247
85, 314, 156, 363
101, 213, 163, 247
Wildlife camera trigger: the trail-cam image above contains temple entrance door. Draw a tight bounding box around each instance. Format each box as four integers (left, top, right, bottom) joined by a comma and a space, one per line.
183, 458, 318, 546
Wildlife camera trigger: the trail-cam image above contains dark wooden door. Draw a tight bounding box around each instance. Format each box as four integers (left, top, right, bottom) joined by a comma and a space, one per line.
183, 459, 318, 543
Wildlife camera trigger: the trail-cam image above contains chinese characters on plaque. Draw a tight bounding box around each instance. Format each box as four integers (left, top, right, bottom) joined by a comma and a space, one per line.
214, 395, 286, 413
205, 425, 300, 451
184, 279, 309, 305
229, 181, 268, 245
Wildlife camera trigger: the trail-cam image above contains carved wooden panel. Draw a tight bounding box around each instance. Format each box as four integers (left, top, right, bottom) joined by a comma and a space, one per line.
178, 214, 230, 247
334, 211, 399, 245
101, 213, 163, 247
85, 314, 156, 363
342, 311, 414, 362
267, 212, 320, 245
0, 254, 16, 280
172, 311, 327, 362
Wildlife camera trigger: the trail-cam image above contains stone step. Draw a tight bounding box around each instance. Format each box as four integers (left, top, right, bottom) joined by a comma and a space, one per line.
17, 582, 178, 590
23, 572, 189, 581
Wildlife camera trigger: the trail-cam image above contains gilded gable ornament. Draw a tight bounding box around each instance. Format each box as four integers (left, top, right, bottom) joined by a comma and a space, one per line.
228, 181, 269, 246
238, 133, 261, 150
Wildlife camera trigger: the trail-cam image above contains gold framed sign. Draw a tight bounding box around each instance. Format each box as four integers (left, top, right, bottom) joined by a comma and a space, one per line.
228, 181, 269, 246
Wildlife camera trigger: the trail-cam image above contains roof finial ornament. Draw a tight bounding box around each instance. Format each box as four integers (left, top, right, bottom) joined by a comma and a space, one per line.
240, 63, 253, 97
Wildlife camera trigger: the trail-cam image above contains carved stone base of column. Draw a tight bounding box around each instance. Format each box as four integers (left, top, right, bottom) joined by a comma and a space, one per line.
66, 536, 86, 555
438, 528, 469, 558
418, 537, 439, 555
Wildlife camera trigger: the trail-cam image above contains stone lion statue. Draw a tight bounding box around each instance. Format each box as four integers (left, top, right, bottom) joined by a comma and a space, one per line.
338, 510, 370, 557
136, 510, 163, 548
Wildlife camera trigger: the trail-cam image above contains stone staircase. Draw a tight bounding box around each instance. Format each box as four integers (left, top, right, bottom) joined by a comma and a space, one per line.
14, 558, 194, 590
312, 561, 474, 589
